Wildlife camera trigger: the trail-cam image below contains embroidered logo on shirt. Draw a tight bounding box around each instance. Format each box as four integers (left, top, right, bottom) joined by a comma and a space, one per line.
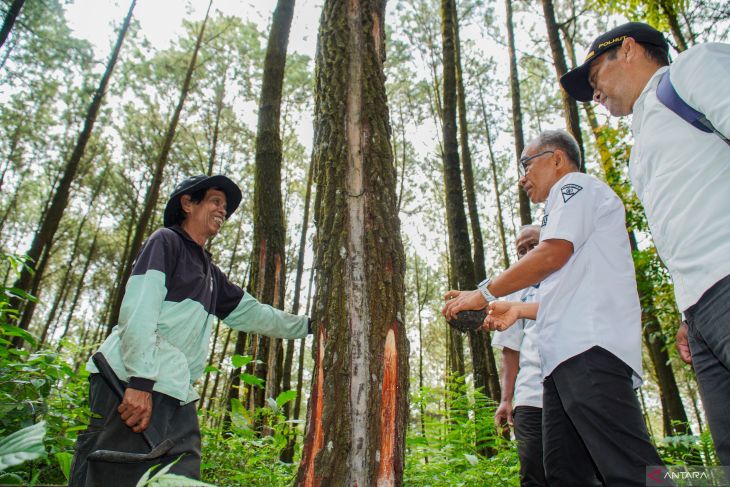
561, 183, 583, 203
541, 214, 548, 227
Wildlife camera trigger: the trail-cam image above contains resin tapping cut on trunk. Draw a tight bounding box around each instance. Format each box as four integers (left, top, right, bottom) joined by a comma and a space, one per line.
301, 327, 326, 487
377, 325, 398, 487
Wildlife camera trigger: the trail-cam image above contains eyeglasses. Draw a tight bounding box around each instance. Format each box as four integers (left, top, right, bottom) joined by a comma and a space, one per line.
518, 150, 554, 177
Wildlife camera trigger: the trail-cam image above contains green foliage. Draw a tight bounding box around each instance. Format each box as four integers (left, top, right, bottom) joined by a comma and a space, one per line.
404, 381, 520, 486
658, 430, 719, 467
200, 389, 301, 486
0, 421, 46, 472
0, 251, 91, 484
137, 457, 215, 486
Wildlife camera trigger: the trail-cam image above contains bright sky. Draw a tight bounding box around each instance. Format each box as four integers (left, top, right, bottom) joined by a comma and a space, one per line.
61, 0, 608, 268
66, 0, 323, 58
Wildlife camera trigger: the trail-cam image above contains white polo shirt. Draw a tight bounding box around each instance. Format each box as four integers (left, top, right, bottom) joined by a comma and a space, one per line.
629, 42, 730, 312
537, 172, 643, 387
492, 285, 542, 409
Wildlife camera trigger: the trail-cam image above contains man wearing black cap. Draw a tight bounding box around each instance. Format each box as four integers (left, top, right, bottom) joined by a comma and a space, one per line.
69, 175, 311, 486
561, 23, 730, 465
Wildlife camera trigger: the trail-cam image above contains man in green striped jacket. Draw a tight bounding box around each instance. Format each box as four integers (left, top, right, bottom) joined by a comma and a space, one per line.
70, 175, 311, 486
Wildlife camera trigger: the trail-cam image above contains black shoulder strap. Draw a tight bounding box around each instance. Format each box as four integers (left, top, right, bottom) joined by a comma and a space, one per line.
656, 70, 730, 147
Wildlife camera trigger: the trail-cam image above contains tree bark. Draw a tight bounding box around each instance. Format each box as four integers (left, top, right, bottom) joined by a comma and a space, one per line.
281, 149, 315, 462
540, 0, 586, 170
56, 229, 99, 352
38, 167, 109, 347
200, 223, 243, 410
107, 0, 211, 331
504, 0, 532, 225
476, 80, 510, 269
9, 0, 137, 346
0, 0, 25, 51
248, 0, 295, 417
660, 0, 688, 52
295, 0, 408, 484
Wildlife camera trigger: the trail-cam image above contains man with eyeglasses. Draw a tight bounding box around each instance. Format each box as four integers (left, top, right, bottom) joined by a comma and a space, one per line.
561, 22, 730, 466
443, 129, 665, 485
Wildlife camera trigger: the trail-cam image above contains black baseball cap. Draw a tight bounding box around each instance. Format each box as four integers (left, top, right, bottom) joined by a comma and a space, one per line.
560, 22, 669, 102
163, 174, 242, 227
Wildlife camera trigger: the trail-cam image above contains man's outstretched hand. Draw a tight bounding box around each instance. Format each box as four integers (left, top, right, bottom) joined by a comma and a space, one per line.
676, 321, 692, 365
442, 289, 487, 321
118, 388, 153, 433
483, 301, 521, 332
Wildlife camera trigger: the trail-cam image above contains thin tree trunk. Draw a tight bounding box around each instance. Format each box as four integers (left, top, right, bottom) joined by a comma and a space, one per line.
504, 0, 532, 225
660, 0, 688, 52
200, 223, 243, 410
295, 0, 408, 483
540, 0, 585, 170
449, 0, 500, 447
38, 167, 109, 347
206, 73, 226, 175
56, 230, 99, 352
249, 0, 295, 418
477, 80, 510, 268
107, 0, 212, 331
105, 199, 138, 334
0, 0, 25, 51
414, 255, 429, 464
9, 0, 137, 346
439, 0, 470, 383
291, 264, 315, 445
37, 266, 73, 348
281, 149, 315, 462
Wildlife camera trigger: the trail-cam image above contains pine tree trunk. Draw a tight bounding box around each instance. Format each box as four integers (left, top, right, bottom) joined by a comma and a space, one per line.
440, 0, 498, 408
292, 264, 315, 439
659, 0, 688, 52
504, 0, 531, 225
0, 0, 25, 51
414, 256, 429, 463
107, 0, 211, 331
37, 265, 73, 348
38, 168, 109, 347
9, 0, 137, 346
476, 81, 510, 269
56, 230, 99, 352
281, 150, 315, 462
540, 0, 585, 170
105, 200, 138, 335
206, 73, 226, 175
295, 0, 408, 484
248, 0, 295, 416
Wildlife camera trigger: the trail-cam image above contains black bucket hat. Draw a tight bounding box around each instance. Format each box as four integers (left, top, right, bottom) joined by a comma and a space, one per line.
163, 174, 242, 227
560, 22, 668, 102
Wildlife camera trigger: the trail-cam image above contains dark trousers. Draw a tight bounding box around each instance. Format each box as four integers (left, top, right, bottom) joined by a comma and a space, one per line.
543, 346, 665, 486
685, 273, 730, 466
513, 405, 548, 487
68, 374, 201, 487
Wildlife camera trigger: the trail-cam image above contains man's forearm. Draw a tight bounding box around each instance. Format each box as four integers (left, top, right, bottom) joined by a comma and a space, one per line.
488, 240, 572, 298
500, 348, 520, 403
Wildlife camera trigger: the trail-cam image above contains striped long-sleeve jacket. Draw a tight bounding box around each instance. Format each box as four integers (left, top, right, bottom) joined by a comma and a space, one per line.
87, 226, 309, 404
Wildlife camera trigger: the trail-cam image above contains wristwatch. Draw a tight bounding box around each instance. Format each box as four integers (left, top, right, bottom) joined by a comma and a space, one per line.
477, 278, 497, 303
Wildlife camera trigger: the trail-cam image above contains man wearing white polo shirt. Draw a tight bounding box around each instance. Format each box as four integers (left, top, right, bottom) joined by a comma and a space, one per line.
492, 225, 548, 487
560, 22, 730, 465
444, 129, 664, 485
